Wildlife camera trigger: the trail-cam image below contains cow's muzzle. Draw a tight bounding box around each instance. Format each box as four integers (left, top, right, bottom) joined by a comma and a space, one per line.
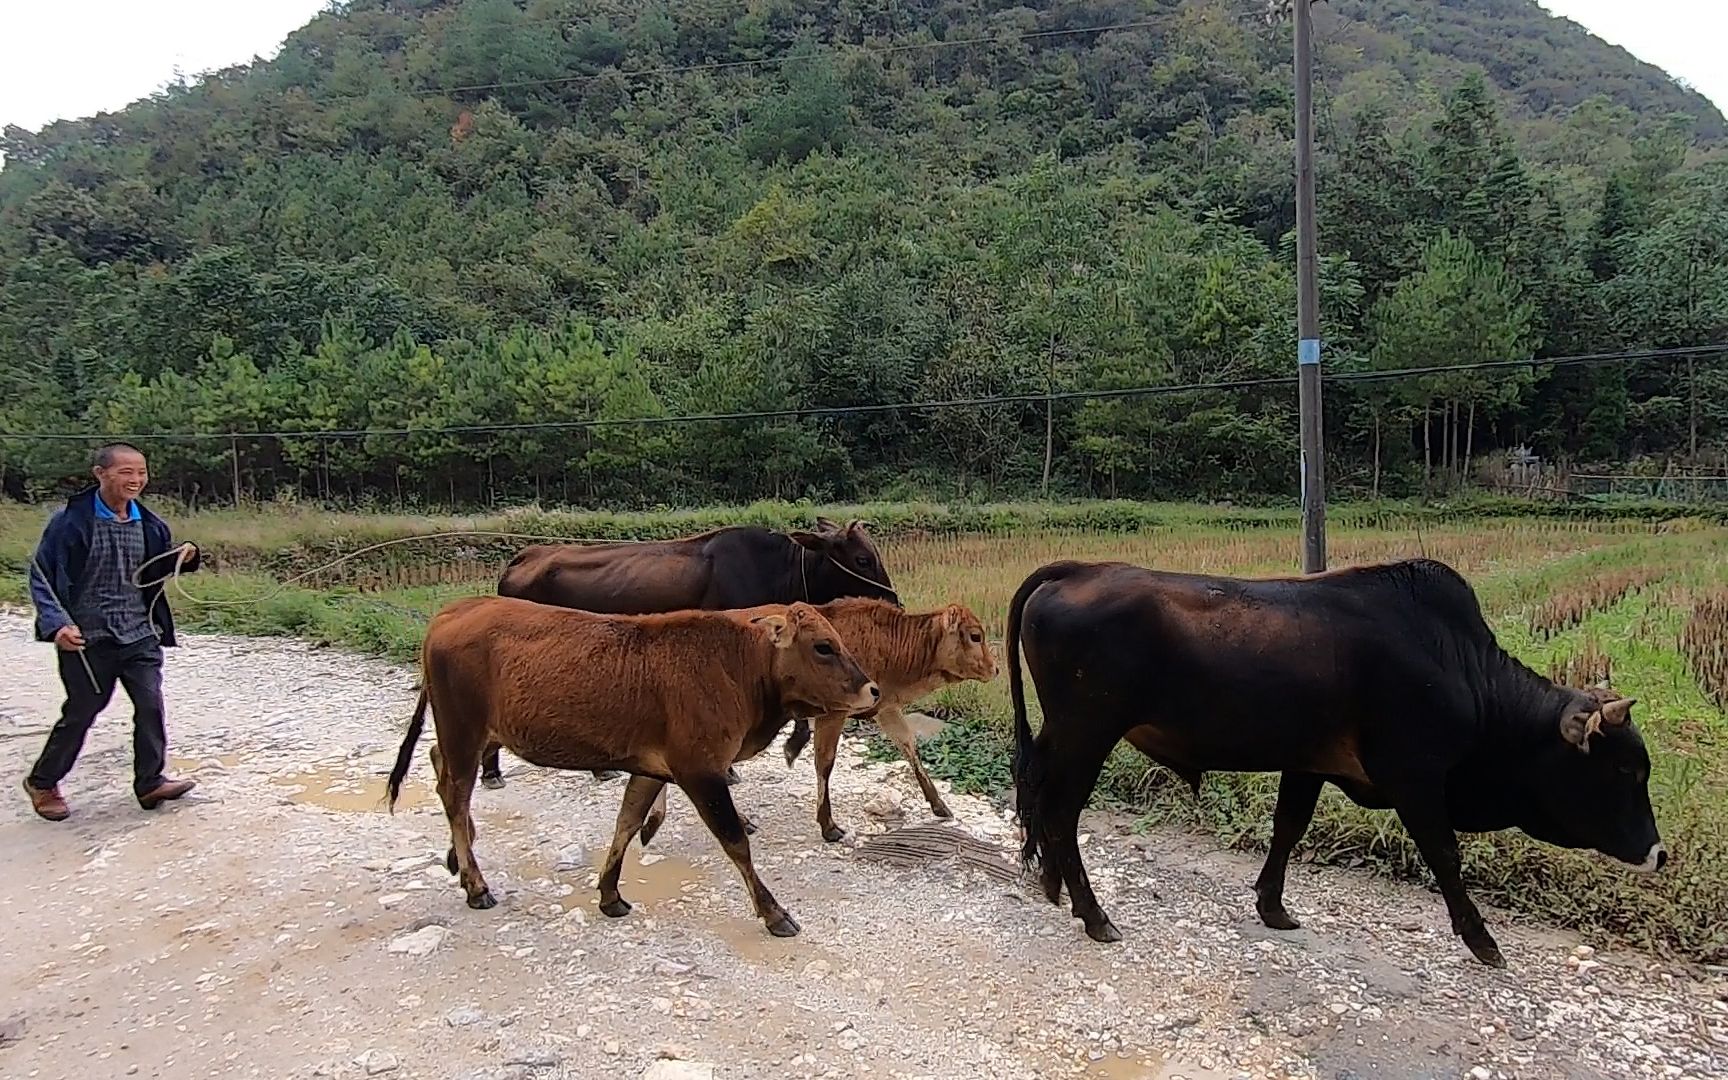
1629, 842, 1668, 874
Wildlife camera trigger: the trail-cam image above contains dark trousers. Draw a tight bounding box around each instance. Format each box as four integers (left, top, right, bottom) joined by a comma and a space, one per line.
28, 638, 169, 797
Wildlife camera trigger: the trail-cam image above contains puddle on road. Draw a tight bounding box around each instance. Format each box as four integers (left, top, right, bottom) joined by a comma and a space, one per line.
271, 766, 435, 813
1087, 1056, 1220, 1080
170, 753, 242, 771
711, 911, 809, 967
1090, 1056, 1153, 1080
518, 845, 712, 913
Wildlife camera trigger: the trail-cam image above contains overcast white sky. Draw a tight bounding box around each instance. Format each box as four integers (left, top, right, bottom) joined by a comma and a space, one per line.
0, 0, 1722, 134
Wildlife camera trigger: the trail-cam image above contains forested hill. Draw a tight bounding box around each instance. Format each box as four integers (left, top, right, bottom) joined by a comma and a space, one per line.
1325, 0, 1723, 141
1, 0, 1726, 508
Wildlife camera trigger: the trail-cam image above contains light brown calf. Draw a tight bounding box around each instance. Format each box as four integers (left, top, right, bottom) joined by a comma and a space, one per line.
637, 598, 997, 845
386, 596, 878, 937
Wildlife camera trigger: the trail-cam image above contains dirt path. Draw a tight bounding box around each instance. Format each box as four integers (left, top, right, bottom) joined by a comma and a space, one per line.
2, 613, 1724, 1080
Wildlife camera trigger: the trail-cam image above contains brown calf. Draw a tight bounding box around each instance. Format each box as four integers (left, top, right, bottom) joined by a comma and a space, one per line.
637, 598, 997, 845
386, 596, 878, 937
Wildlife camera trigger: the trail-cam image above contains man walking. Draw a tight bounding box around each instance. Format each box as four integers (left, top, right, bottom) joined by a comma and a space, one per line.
22, 442, 203, 821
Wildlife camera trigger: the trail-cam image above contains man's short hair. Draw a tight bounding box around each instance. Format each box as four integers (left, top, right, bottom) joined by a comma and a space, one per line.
93, 442, 144, 469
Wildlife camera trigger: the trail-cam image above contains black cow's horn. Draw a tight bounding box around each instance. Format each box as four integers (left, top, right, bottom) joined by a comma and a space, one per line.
1600, 697, 1636, 726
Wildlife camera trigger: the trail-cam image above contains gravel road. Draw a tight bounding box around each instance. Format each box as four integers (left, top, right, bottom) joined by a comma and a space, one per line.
1, 613, 1724, 1080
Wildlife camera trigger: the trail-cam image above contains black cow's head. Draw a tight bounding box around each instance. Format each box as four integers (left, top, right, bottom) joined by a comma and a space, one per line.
789, 517, 899, 606
1523, 688, 1665, 874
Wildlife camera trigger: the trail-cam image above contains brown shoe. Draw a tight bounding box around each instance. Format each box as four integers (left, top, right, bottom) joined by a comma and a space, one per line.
23, 777, 70, 821
138, 778, 196, 810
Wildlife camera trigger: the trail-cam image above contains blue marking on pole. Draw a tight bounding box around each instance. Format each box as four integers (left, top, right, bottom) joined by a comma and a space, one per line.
1298, 338, 1321, 366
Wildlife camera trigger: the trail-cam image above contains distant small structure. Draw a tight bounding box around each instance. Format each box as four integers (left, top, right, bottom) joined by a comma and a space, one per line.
1507, 444, 1541, 489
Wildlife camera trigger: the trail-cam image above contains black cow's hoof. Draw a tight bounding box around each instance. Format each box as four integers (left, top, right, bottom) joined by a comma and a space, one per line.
445, 848, 459, 875
599, 898, 632, 919
593, 770, 624, 782
1085, 919, 1123, 944
822, 825, 846, 843
726, 767, 742, 785
638, 814, 664, 847
467, 890, 497, 910
1466, 936, 1506, 968
766, 913, 801, 938
930, 802, 954, 820
481, 774, 506, 790
1257, 906, 1301, 932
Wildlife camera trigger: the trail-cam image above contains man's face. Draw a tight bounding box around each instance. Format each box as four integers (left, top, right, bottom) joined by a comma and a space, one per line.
94, 449, 149, 503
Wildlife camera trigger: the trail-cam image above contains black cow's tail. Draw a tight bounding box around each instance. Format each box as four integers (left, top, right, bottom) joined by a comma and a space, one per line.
1008, 561, 1083, 874
387, 687, 430, 813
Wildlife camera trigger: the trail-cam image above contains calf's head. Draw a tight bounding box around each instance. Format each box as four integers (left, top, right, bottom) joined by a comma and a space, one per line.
931, 603, 998, 684
1525, 688, 1665, 873
752, 603, 880, 716
790, 518, 900, 606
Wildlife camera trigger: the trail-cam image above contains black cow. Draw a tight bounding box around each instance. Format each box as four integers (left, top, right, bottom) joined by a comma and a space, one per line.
485, 517, 899, 788
1007, 557, 1666, 967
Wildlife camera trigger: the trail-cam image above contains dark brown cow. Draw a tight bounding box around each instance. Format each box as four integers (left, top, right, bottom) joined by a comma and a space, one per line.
635, 598, 998, 845
386, 597, 879, 937
1008, 558, 1665, 967
486, 517, 897, 788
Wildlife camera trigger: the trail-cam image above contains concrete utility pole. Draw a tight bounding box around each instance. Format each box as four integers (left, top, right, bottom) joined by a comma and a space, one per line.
1293, 0, 1326, 572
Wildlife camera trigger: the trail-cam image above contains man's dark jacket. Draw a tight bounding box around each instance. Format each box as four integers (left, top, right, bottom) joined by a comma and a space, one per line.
28, 486, 202, 647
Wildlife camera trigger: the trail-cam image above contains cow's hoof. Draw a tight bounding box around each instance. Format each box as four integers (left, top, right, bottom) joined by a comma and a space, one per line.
726, 767, 742, 785
445, 848, 458, 875
599, 898, 632, 919
930, 801, 954, 820
467, 890, 497, 910
1084, 919, 1122, 944
766, 914, 801, 938
481, 774, 505, 790
1257, 906, 1301, 932
741, 816, 758, 836
783, 746, 798, 768
1466, 936, 1506, 968
593, 770, 624, 782
639, 815, 664, 847
822, 824, 846, 843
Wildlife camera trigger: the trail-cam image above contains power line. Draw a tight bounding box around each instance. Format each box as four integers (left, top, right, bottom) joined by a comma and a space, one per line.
2, 345, 1720, 445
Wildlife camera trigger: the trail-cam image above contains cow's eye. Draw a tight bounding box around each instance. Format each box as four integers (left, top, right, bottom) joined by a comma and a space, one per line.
814, 642, 834, 656
855, 554, 872, 567
969, 632, 983, 643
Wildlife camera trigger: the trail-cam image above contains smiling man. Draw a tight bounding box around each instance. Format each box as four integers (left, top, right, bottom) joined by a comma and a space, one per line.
22, 442, 204, 821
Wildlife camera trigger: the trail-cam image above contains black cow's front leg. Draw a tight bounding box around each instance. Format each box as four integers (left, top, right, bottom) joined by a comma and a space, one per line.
481, 744, 506, 789
1254, 772, 1324, 930
782, 717, 813, 767
1394, 794, 1502, 967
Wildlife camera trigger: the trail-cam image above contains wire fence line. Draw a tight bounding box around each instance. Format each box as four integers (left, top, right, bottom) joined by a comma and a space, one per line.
2, 344, 1721, 445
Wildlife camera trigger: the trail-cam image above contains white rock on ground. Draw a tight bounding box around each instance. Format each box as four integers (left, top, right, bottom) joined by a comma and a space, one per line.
0, 612, 1723, 1080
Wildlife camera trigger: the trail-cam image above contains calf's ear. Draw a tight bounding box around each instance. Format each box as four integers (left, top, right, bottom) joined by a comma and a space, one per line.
790, 530, 829, 551
1559, 708, 1604, 752
750, 613, 792, 647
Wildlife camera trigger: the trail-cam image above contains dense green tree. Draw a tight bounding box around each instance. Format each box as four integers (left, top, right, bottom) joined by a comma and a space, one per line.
1, 0, 1725, 506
